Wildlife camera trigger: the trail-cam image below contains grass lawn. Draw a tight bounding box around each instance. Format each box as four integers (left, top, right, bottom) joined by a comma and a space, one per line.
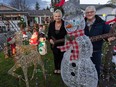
0, 41, 116, 87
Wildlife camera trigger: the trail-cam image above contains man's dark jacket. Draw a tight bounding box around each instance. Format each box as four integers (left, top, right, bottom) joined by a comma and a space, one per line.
84, 15, 111, 51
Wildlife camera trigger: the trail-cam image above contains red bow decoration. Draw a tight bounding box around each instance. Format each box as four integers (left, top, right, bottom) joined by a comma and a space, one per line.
57, 30, 84, 61
7, 37, 12, 42
105, 18, 116, 24
55, 0, 65, 7
114, 46, 116, 50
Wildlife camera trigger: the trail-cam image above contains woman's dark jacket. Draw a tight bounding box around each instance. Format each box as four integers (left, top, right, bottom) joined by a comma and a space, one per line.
84, 15, 111, 51
48, 20, 67, 48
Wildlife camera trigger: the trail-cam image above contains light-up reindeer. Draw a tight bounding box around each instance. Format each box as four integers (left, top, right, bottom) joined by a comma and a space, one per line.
7, 31, 46, 87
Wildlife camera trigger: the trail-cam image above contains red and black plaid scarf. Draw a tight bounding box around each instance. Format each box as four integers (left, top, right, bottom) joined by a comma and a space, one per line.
58, 29, 84, 61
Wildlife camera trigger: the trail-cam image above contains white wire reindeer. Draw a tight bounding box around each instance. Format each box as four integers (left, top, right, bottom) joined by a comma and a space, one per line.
7, 31, 46, 87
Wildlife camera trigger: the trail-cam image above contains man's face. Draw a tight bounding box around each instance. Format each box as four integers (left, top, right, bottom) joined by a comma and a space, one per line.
85, 10, 96, 20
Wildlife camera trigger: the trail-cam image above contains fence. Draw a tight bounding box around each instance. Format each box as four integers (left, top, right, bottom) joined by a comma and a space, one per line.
0, 31, 15, 51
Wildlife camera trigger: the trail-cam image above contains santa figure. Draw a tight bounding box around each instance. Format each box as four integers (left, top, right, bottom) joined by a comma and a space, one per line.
7, 37, 16, 56
29, 29, 38, 45
22, 31, 29, 45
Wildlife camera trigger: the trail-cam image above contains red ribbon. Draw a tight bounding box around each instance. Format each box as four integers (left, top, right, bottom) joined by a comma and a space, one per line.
105, 18, 116, 24
58, 30, 84, 61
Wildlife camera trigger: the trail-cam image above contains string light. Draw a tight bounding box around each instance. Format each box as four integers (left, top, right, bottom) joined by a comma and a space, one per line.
8, 31, 46, 87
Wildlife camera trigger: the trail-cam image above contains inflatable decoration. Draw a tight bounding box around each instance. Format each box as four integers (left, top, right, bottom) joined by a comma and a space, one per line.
29, 31, 38, 45
38, 37, 47, 55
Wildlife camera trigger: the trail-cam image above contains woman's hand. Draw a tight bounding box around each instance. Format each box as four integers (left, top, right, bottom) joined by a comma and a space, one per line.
50, 39, 54, 45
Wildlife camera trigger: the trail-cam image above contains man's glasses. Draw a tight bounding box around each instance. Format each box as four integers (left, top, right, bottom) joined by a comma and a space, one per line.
85, 11, 95, 14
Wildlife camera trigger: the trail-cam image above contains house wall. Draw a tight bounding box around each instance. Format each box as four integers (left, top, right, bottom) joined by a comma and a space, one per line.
96, 7, 113, 14
96, 7, 116, 21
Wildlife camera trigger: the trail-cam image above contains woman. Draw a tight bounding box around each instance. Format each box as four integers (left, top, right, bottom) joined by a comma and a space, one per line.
48, 9, 67, 74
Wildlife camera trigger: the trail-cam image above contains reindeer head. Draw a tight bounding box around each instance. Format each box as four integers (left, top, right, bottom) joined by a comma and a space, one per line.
14, 32, 24, 46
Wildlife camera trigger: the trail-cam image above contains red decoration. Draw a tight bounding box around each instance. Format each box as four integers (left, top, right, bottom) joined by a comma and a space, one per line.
29, 32, 38, 45
105, 18, 116, 24
58, 30, 84, 61
55, 0, 65, 7
7, 37, 12, 42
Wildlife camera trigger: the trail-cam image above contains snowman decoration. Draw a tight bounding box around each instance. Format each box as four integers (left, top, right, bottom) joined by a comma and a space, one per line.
57, 0, 98, 87
38, 37, 47, 55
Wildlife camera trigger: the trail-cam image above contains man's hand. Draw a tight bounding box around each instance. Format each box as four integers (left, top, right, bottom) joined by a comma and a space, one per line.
108, 37, 116, 42
49, 39, 54, 45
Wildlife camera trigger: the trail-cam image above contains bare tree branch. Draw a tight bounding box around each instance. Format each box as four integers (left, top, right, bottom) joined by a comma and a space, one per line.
107, 0, 116, 5
9, 0, 30, 10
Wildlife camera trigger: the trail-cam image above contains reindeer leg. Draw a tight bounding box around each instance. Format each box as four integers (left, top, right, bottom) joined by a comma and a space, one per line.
22, 66, 29, 87
37, 54, 46, 80
39, 61, 47, 87
30, 63, 37, 80
8, 64, 22, 79
38, 59, 46, 80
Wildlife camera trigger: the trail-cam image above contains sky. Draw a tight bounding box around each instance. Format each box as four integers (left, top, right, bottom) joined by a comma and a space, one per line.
80, 0, 109, 4
43, 0, 109, 4
1, 0, 110, 9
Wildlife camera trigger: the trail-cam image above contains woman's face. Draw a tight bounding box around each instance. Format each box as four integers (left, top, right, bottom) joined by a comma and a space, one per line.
53, 12, 62, 22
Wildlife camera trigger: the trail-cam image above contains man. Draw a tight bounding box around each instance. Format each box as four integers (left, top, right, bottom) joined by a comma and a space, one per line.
84, 6, 115, 79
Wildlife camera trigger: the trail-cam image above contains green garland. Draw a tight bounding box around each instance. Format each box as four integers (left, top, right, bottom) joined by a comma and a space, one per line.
17, 17, 26, 28
65, 35, 75, 41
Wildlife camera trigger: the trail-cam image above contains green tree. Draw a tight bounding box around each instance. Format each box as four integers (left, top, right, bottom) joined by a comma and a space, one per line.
17, 17, 26, 29
35, 2, 40, 10
46, 6, 50, 10
107, 0, 116, 5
